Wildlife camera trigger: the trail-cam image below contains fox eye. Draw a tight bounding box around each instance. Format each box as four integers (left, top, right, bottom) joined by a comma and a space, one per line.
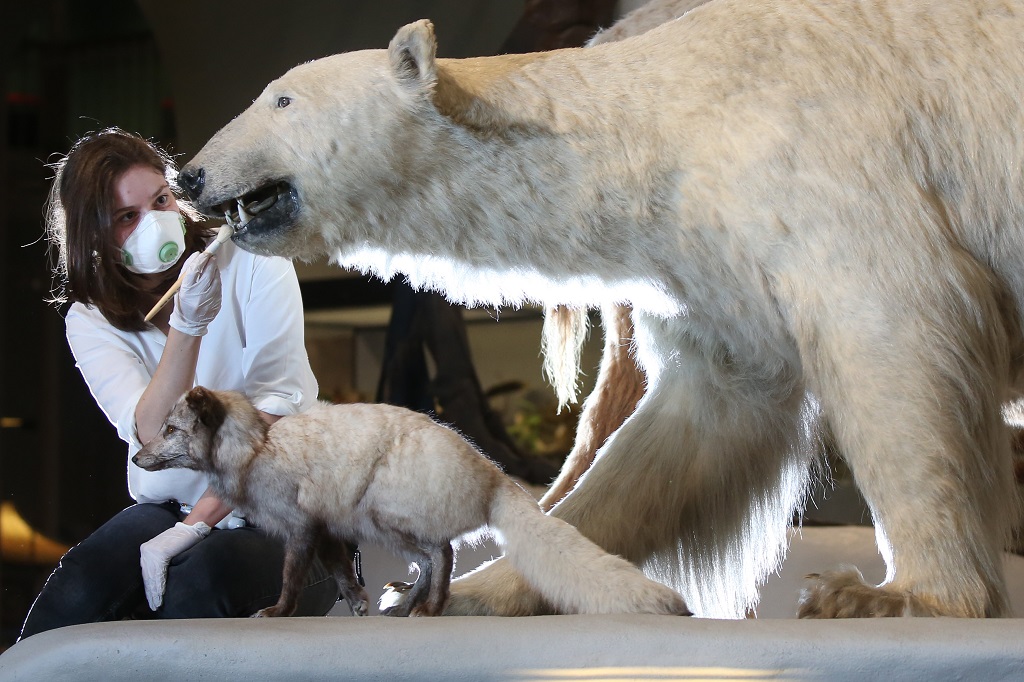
277, 96, 291, 109
165, 425, 176, 435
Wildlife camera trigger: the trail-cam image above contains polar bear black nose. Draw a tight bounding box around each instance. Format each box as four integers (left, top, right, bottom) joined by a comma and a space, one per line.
178, 166, 205, 200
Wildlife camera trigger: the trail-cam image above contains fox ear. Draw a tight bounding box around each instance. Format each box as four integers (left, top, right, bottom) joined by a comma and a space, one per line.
185, 386, 226, 430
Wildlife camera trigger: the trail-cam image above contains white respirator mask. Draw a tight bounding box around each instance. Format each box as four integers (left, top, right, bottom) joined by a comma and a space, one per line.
120, 210, 186, 274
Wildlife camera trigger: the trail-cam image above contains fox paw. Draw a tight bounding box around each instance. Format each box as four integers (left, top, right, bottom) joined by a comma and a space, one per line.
348, 598, 370, 617
798, 567, 929, 618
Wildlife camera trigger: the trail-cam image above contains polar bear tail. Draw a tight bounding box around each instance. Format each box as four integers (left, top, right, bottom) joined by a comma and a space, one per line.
488, 478, 690, 616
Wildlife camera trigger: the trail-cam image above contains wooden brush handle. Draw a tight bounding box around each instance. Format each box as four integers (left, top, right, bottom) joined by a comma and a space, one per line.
143, 224, 233, 322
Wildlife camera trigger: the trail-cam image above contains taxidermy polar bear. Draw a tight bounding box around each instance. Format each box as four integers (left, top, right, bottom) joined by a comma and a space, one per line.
181, 0, 1024, 619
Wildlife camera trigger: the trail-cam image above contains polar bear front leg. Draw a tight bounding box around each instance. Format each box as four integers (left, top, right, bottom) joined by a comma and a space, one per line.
443, 312, 810, 618
797, 271, 1017, 618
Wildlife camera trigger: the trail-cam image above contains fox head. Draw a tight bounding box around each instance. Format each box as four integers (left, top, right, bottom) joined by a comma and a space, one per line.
132, 386, 227, 473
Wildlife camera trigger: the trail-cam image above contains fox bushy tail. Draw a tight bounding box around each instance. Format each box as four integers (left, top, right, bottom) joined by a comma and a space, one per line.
487, 479, 689, 615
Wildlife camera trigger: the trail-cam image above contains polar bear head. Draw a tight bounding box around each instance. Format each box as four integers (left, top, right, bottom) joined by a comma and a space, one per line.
179, 20, 442, 262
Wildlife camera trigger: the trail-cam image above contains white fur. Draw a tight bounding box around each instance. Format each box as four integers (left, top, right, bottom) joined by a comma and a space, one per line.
542, 0, 715, 406
184, 0, 1024, 618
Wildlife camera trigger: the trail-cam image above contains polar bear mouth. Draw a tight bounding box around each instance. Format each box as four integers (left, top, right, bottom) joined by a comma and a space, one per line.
213, 182, 298, 235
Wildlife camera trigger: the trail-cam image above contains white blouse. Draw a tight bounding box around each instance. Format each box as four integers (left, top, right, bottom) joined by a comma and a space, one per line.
65, 239, 319, 507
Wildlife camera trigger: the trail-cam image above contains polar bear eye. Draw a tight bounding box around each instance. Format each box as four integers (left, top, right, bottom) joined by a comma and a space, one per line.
277, 96, 292, 109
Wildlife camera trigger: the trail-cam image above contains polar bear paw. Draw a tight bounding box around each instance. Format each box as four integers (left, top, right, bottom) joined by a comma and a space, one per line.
620, 579, 691, 616
798, 566, 941, 618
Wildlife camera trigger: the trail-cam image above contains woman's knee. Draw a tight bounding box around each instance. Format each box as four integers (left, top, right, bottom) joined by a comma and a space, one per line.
159, 530, 339, 618
160, 528, 283, 617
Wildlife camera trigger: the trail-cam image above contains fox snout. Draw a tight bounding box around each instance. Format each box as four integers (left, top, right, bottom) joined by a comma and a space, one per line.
133, 445, 188, 472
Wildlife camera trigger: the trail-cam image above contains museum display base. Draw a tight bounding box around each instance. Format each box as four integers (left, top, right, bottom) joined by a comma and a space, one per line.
3, 526, 1024, 680
3, 614, 1024, 681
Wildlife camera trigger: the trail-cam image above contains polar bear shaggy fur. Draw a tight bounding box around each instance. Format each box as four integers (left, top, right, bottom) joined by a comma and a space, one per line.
181, 0, 1024, 619
539, 0, 716, 514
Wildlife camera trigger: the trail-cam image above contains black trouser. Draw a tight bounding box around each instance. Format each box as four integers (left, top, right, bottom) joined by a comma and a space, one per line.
19, 501, 340, 640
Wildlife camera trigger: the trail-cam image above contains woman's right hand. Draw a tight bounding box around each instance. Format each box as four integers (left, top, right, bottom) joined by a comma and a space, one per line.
169, 252, 222, 336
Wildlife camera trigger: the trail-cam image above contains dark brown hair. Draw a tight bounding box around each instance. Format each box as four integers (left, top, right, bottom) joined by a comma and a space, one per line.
46, 127, 212, 331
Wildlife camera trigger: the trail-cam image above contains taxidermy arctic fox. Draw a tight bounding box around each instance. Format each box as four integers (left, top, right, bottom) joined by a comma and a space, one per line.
132, 386, 688, 617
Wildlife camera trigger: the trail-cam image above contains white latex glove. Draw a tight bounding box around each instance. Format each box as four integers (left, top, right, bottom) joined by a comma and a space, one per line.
169, 251, 222, 336
140, 521, 211, 610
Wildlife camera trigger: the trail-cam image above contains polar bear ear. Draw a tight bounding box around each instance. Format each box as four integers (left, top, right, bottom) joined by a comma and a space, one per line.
388, 19, 438, 91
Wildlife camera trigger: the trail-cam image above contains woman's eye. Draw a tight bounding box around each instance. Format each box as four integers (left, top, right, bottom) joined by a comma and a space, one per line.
155, 194, 168, 206
119, 211, 137, 223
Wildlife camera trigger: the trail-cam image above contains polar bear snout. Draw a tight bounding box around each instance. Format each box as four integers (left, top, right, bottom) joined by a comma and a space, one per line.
178, 165, 206, 201
177, 162, 301, 244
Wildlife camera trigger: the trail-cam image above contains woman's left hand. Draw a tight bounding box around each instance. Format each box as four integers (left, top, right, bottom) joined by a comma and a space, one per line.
139, 521, 211, 610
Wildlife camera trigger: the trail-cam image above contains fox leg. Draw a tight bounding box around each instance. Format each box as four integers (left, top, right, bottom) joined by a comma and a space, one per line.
381, 542, 456, 617
254, 533, 315, 618
409, 543, 454, 617
319, 538, 369, 616
378, 538, 434, 617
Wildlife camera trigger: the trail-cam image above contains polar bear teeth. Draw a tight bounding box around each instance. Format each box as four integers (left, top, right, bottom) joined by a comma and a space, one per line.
220, 185, 289, 229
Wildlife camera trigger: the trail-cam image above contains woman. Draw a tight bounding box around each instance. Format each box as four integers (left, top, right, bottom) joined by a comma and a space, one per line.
19, 128, 340, 639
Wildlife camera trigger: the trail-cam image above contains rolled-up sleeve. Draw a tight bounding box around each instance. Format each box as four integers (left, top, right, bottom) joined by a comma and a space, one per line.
239, 256, 319, 417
